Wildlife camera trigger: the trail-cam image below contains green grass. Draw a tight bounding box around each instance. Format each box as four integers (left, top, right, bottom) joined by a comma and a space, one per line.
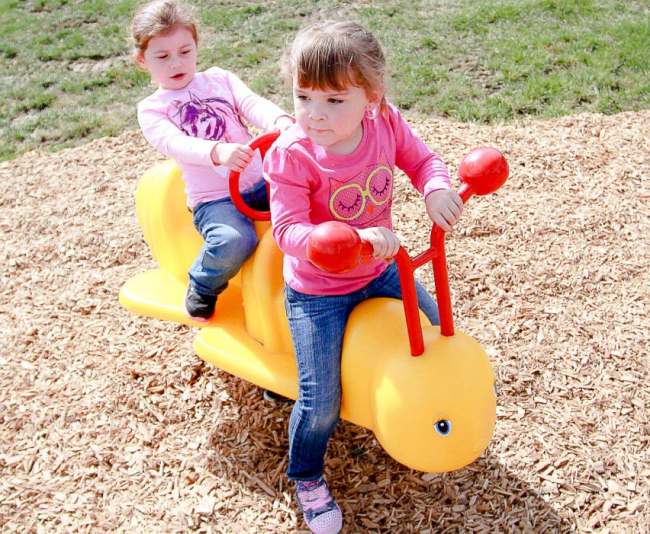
1, 0, 648, 160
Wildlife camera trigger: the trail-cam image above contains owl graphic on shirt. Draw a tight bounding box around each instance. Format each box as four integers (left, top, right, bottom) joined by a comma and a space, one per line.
328, 155, 393, 227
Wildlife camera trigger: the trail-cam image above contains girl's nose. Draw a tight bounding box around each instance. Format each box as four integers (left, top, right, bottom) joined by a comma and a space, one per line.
308, 103, 326, 121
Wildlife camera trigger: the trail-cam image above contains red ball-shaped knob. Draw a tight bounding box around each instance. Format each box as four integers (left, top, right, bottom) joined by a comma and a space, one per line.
458, 147, 508, 196
307, 221, 364, 273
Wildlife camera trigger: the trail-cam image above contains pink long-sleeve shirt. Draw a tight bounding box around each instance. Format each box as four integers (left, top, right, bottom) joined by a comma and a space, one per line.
137, 67, 288, 208
264, 103, 451, 295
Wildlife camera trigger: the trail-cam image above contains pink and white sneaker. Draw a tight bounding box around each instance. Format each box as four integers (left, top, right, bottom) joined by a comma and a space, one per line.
295, 478, 342, 534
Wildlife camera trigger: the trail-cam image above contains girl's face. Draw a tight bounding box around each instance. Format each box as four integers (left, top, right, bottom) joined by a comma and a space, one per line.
137, 24, 197, 90
293, 81, 380, 155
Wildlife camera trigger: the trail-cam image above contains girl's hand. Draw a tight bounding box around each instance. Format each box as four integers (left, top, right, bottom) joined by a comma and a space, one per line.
211, 142, 254, 172
356, 227, 401, 259
425, 189, 464, 232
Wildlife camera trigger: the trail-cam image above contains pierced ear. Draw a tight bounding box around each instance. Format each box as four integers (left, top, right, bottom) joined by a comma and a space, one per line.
365, 90, 384, 120
134, 51, 146, 69
365, 105, 379, 120
369, 88, 385, 107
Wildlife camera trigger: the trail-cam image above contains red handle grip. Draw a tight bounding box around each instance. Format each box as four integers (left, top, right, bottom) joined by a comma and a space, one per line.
228, 130, 281, 221
307, 221, 373, 273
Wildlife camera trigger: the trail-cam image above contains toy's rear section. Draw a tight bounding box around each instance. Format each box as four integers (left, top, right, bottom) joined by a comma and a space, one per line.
119, 158, 296, 397
118, 161, 275, 328
119, 161, 199, 323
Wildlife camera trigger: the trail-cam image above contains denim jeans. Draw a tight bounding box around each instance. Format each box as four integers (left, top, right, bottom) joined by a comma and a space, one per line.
284, 261, 439, 481
189, 180, 268, 296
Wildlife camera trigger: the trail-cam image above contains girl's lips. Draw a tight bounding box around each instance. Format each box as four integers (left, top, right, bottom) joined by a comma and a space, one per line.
171, 73, 186, 80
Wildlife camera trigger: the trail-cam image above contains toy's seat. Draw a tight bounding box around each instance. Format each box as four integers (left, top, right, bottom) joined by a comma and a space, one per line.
119, 159, 289, 345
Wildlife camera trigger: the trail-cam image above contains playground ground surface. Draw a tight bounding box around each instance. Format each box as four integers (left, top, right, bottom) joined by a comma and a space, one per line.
1, 110, 648, 532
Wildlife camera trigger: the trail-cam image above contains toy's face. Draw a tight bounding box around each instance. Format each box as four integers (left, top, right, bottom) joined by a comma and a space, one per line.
373, 333, 496, 473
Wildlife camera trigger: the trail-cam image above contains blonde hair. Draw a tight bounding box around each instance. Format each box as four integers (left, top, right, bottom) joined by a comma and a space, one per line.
283, 21, 386, 108
131, 0, 198, 54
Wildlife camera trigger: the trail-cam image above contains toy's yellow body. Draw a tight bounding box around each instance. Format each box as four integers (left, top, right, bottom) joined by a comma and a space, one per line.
120, 161, 496, 473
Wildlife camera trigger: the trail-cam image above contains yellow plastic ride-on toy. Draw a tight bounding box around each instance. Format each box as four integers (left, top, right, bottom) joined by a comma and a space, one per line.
120, 131, 509, 473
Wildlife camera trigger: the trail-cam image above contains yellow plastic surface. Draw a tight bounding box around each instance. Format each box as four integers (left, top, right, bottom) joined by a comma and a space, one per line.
120, 160, 496, 473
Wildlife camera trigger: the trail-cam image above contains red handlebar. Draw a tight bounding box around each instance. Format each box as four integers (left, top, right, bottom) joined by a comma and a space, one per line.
307, 147, 509, 356
308, 222, 373, 273
228, 130, 281, 221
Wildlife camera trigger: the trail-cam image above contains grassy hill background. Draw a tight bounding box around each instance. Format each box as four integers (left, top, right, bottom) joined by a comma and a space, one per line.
1, 0, 648, 160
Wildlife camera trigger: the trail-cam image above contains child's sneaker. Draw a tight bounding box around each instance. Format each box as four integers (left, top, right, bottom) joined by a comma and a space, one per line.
185, 286, 216, 319
295, 478, 342, 534
262, 389, 292, 403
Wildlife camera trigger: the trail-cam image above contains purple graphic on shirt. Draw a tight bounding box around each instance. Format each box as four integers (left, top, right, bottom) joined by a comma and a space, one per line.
169, 93, 246, 141
328, 157, 393, 226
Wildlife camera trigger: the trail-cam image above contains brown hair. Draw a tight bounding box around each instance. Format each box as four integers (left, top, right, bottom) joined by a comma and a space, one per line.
283, 21, 386, 107
131, 0, 198, 54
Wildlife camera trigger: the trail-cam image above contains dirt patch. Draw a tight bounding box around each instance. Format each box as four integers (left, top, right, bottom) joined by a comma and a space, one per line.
69, 57, 132, 74
1, 110, 648, 532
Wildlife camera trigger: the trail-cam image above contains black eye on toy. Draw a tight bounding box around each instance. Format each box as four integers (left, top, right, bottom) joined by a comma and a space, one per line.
434, 419, 452, 436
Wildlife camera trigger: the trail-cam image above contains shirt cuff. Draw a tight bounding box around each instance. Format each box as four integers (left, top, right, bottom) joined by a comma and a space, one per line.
209, 140, 223, 167
423, 178, 451, 198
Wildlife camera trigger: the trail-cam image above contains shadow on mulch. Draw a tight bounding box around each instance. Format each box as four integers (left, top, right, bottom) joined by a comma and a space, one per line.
207, 377, 572, 533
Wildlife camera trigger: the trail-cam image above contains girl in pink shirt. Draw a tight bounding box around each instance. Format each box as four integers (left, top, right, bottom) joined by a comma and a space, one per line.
264, 21, 464, 534
132, 0, 292, 319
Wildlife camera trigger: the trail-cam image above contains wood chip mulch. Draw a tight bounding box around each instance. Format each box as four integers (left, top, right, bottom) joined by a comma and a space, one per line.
1, 110, 648, 533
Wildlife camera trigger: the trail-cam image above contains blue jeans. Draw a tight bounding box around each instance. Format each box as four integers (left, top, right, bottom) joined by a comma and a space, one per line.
189, 180, 268, 296
284, 261, 439, 481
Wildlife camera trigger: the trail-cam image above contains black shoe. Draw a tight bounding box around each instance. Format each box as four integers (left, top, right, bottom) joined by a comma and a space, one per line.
262, 389, 292, 403
185, 286, 216, 319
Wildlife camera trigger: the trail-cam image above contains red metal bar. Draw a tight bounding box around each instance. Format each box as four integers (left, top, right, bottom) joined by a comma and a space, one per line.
430, 227, 453, 336
458, 183, 473, 203
396, 183, 476, 348
411, 248, 437, 268
427, 184, 473, 337
393, 249, 425, 356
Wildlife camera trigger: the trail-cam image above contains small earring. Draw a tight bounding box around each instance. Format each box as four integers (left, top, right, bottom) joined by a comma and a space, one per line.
366, 106, 378, 120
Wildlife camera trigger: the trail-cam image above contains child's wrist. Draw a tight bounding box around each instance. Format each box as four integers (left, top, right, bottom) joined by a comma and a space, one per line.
424, 187, 446, 200
210, 142, 222, 165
